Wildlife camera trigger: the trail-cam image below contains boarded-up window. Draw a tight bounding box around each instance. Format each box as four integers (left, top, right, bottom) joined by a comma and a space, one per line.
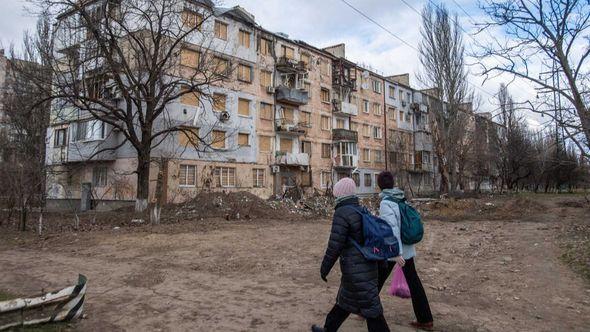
279, 137, 293, 153
282, 107, 294, 122
211, 130, 226, 149
180, 48, 200, 68
238, 64, 253, 83
321, 115, 331, 130
260, 102, 273, 120
259, 136, 271, 152
336, 118, 345, 129
216, 167, 236, 187
320, 60, 330, 75
180, 86, 199, 106
301, 171, 312, 187
238, 98, 250, 116
352, 173, 360, 187
213, 93, 226, 112
179, 164, 196, 187
363, 124, 371, 137
179, 127, 199, 147
350, 122, 358, 132
260, 70, 272, 88
214, 20, 228, 40
239, 30, 251, 48
181, 11, 203, 30
321, 171, 331, 188
213, 57, 229, 76
388, 107, 396, 120
363, 148, 371, 161
238, 133, 249, 146
253, 169, 265, 187
300, 53, 310, 66
260, 38, 272, 55
281, 45, 294, 59
320, 88, 330, 103
321, 143, 331, 158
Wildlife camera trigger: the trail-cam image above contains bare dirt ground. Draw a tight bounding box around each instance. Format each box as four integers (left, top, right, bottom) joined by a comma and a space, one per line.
1, 194, 589, 331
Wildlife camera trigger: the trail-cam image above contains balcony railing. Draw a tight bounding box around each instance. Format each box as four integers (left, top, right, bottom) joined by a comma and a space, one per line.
275, 86, 309, 105
332, 100, 358, 116
276, 56, 307, 73
332, 129, 358, 142
333, 155, 357, 169
275, 118, 306, 135
275, 152, 310, 166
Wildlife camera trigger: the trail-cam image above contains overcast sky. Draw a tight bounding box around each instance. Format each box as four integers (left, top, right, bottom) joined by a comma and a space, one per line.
0, 0, 545, 127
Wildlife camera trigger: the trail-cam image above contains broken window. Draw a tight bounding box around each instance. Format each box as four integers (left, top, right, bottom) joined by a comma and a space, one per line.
321, 171, 331, 189
352, 173, 360, 187
54, 128, 67, 147
260, 38, 273, 56
364, 173, 372, 187
179, 164, 197, 187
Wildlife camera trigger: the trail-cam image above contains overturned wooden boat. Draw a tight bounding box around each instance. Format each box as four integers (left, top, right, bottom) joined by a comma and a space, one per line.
0, 275, 87, 330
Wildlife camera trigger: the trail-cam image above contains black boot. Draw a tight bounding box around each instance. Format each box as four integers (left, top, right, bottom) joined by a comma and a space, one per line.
311, 324, 325, 332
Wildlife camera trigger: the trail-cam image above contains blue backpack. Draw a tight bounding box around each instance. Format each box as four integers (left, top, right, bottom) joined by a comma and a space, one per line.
350, 206, 400, 261
384, 197, 424, 245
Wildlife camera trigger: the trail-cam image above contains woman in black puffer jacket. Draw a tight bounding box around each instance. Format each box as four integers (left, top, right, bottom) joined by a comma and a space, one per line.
312, 178, 390, 332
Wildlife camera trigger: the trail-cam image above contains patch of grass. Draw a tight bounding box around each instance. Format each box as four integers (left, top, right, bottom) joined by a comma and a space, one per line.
0, 290, 14, 301
560, 224, 590, 283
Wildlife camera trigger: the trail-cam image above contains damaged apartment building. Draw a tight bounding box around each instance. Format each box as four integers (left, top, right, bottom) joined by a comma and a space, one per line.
44, 0, 486, 209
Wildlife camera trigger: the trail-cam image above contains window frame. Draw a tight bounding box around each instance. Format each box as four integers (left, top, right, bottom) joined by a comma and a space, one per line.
178, 164, 197, 187
253, 168, 265, 188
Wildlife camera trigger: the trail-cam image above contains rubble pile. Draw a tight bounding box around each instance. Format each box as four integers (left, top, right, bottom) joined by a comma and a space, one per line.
268, 194, 334, 218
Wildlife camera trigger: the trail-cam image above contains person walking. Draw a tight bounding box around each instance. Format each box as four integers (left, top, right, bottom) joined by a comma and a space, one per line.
311, 177, 390, 332
377, 171, 434, 331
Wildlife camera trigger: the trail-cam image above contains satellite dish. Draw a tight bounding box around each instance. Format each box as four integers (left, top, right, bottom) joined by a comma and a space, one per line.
362, 71, 370, 78
361, 82, 369, 90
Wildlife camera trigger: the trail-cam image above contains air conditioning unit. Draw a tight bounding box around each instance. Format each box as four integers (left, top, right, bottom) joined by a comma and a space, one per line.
267, 86, 275, 94
271, 165, 280, 174
219, 111, 231, 122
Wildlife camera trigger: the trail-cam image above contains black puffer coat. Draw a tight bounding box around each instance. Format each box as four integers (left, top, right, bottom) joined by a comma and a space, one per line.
320, 197, 383, 318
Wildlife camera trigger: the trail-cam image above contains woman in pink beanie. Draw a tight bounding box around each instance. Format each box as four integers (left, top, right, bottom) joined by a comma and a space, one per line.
312, 178, 390, 332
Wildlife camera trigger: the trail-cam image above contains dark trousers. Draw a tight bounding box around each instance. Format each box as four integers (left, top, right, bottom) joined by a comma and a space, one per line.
378, 258, 433, 324
323, 304, 390, 332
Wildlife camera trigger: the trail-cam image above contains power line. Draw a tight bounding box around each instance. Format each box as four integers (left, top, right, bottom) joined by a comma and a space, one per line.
337, 0, 496, 99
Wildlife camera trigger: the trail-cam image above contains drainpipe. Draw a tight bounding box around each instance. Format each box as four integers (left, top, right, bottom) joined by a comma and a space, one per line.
383, 78, 388, 171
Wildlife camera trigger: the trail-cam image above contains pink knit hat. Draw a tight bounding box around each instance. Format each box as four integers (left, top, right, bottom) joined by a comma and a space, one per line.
333, 177, 357, 197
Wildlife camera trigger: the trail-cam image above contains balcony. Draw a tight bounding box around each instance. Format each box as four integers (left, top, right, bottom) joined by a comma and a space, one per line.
47, 146, 68, 165
412, 163, 433, 173
332, 129, 358, 142
276, 56, 307, 73
333, 155, 358, 169
275, 118, 307, 135
275, 152, 310, 166
332, 100, 358, 116
275, 86, 309, 105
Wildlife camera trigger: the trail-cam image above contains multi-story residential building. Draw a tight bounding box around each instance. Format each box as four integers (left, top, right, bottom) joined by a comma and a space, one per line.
47, 1, 502, 209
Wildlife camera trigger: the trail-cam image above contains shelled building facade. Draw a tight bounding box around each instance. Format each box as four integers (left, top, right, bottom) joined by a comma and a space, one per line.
44, 1, 473, 208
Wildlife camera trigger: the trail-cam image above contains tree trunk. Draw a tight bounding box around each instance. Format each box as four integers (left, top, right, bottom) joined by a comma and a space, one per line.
19, 198, 27, 232
135, 150, 151, 212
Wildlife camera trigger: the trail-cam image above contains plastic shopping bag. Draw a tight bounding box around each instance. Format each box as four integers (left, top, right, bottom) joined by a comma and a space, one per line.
388, 264, 411, 299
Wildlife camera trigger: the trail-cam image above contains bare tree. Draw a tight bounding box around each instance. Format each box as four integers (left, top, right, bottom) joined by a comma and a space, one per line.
0, 14, 52, 231
418, 3, 473, 193
34, 0, 232, 211
477, 0, 590, 159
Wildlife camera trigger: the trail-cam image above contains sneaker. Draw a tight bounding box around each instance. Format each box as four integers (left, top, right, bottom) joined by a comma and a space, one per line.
311, 324, 325, 332
410, 321, 434, 331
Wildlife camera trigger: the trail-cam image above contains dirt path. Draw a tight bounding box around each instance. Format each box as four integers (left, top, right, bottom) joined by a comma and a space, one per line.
0, 197, 589, 331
